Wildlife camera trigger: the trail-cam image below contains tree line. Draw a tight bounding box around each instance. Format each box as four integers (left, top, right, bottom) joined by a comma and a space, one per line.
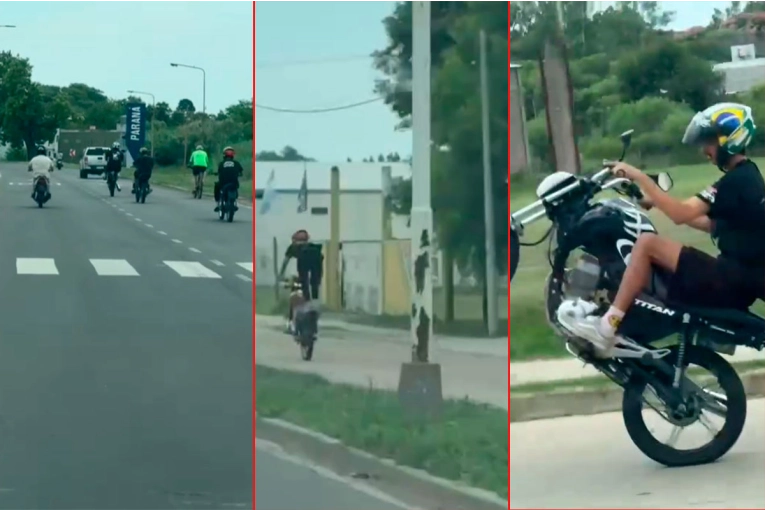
512, 1, 765, 173
0, 51, 252, 175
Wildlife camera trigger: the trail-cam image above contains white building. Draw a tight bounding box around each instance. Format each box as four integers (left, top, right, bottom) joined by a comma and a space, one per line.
253, 161, 410, 292
713, 58, 765, 94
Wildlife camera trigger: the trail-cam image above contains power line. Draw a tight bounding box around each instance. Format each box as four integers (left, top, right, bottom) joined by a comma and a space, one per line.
255, 97, 383, 114
256, 54, 373, 70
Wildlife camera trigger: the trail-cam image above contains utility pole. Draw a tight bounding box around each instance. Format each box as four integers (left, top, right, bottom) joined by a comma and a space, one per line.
479, 30, 498, 337
397, 1, 443, 420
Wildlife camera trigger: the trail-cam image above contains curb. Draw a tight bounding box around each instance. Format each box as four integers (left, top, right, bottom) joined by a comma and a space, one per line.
256, 416, 507, 510
510, 370, 765, 423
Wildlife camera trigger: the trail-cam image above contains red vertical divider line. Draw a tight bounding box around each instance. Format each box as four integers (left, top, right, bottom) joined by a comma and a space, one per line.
506, 1, 511, 508
251, 1, 257, 508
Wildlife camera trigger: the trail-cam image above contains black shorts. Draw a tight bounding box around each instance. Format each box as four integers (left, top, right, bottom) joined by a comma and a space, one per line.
192, 166, 206, 176
667, 246, 764, 310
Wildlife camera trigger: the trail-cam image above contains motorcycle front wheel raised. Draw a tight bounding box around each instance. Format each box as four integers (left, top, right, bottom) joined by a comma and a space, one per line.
621, 344, 747, 467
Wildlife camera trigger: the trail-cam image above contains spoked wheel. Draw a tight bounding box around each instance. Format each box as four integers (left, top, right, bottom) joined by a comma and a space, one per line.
622, 345, 747, 467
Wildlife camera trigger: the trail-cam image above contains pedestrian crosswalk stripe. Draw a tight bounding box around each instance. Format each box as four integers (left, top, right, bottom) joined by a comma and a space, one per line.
164, 261, 222, 278
17, 257, 58, 275
89, 259, 139, 276
237, 262, 253, 273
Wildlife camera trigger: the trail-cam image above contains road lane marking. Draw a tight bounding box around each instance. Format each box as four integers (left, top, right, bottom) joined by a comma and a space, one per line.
236, 274, 252, 283
210, 259, 224, 266
145, 224, 153, 228
125, 212, 133, 217
89, 259, 140, 276
135, 218, 142, 222
172, 239, 182, 244
236, 262, 253, 273
157, 231, 167, 235
164, 261, 221, 278
16, 258, 58, 275
189, 247, 201, 254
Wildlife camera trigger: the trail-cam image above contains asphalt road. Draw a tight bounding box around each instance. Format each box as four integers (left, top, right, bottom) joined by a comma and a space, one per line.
255, 440, 414, 510
510, 398, 765, 509
0, 164, 252, 508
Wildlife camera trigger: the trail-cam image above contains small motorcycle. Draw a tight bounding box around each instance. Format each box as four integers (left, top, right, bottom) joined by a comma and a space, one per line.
217, 183, 238, 223
105, 169, 119, 197
55, 159, 63, 170
283, 278, 320, 361
510, 129, 765, 467
32, 175, 51, 208
134, 178, 150, 204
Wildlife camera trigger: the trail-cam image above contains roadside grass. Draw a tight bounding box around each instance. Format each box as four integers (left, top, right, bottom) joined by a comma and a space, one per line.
256, 365, 508, 498
510, 158, 765, 360
147, 166, 253, 199
511, 359, 765, 395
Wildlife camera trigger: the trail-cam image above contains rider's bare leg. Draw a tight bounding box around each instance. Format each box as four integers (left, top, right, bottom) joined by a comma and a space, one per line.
603, 233, 683, 336
561, 233, 684, 355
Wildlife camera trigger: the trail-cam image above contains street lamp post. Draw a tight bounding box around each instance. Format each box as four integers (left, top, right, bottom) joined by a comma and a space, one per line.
170, 62, 206, 114
127, 90, 155, 157
396, 1, 443, 419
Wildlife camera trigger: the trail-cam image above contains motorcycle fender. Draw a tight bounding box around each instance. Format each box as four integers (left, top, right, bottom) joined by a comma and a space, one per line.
695, 333, 737, 356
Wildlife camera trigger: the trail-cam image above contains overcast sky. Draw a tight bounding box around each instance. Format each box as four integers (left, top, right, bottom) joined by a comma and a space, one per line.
2, 2, 252, 114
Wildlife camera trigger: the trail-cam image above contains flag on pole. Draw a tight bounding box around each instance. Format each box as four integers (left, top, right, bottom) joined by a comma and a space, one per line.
297, 165, 308, 213
259, 169, 277, 215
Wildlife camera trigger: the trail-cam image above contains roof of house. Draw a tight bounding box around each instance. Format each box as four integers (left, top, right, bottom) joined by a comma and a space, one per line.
254, 161, 411, 192
713, 57, 765, 71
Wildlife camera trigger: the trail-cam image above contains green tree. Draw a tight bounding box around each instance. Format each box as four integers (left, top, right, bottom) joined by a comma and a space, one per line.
0, 52, 70, 158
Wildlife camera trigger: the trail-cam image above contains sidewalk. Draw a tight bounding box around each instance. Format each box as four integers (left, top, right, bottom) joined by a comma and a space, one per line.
255, 317, 508, 409
255, 314, 765, 392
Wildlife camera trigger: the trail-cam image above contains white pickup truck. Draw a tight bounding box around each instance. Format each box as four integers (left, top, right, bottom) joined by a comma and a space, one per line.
79, 146, 110, 178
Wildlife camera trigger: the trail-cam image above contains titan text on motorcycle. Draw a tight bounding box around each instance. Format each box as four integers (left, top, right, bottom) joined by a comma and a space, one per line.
510, 129, 765, 467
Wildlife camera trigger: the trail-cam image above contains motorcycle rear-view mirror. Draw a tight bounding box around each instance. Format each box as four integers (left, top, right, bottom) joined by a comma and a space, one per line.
618, 129, 634, 162
647, 172, 674, 192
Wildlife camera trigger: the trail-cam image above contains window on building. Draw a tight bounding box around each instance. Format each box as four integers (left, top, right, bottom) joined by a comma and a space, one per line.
311, 207, 329, 215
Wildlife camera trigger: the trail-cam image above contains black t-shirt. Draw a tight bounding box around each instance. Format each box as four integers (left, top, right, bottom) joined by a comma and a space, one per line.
285, 242, 324, 274
105, 150, 124, 171
218, 159, 243, 182
134, 155, 154, 175
696, 159, 765, 267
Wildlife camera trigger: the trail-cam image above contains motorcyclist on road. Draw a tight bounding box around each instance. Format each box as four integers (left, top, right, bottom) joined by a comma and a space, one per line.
213, 146, 244, 212
560, 102, 765, 358
189, 144, 209, 193
28, 145, 54, 200
278, 230, 324, 334
131, 147, 154, 196
104, 142, 124, 192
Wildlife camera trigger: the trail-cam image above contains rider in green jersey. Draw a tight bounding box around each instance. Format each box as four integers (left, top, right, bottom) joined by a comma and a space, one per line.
189, 145, 209, 192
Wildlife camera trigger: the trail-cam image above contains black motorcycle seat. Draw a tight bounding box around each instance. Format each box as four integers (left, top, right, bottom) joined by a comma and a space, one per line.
669, 302, 765, 330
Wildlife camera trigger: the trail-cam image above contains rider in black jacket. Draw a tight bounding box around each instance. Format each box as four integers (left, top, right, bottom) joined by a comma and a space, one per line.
214, 146, 244, 212
104, 142, 124, 192
132, 147, 154, 195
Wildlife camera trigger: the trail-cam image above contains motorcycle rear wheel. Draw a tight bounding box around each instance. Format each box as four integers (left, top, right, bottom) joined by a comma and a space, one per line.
622, 344, 747, 467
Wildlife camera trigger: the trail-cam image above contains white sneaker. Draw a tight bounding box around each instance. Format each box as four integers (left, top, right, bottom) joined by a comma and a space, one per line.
557, 313, 619, 358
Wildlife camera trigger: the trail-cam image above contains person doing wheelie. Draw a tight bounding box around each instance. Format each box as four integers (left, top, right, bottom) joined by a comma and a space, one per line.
189, 144, 209, 194
104, 142, 124, 192
132, 147, 154, 195
560, 102, 765, 358
278, 230, 324, 333
213, 146, 244, 212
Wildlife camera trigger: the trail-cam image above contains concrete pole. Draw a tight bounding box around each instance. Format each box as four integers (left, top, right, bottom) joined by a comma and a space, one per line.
397, 1, 442, 420
479, 30, 498, 336
409, 1, 434, 363
327, 166, 341, 310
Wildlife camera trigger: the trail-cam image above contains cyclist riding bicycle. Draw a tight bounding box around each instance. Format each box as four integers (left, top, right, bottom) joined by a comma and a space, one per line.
132, 147, 154, 195
213, 146, 244, 212
189, 145, 209, 194
104, 142, 124, 192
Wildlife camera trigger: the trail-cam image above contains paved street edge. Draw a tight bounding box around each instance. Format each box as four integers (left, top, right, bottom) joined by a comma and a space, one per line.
256, 416, 508, 510
511, 370, 765, 423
